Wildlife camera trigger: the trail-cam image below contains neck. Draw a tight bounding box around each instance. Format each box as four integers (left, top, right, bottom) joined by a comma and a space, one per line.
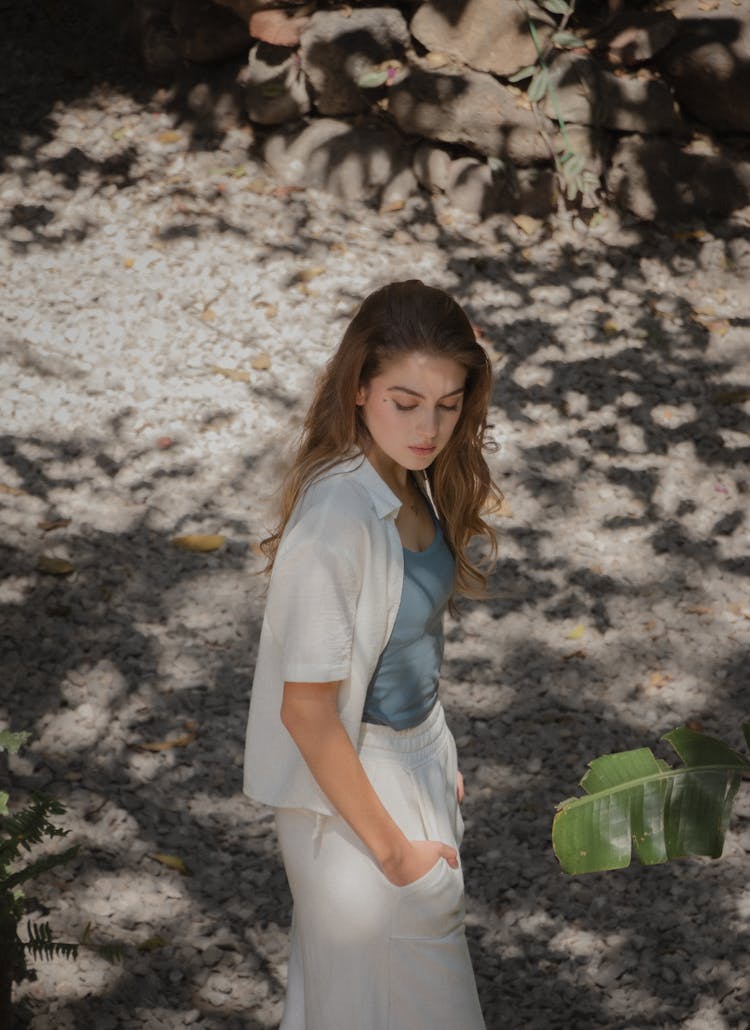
362, 444, 409, 494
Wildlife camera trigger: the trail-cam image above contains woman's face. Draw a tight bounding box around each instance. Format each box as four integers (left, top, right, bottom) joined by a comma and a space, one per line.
356, 351, 466, 478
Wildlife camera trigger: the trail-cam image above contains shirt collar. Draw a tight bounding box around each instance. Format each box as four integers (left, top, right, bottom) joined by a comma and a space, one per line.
329, 451, 438, 522
331, 452, 402, 519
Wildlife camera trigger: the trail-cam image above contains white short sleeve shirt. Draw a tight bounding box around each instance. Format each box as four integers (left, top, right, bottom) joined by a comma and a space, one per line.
243, 454, 411, 813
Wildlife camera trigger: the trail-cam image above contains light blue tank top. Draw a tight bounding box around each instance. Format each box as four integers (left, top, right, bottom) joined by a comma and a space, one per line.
362, 510, 454, 731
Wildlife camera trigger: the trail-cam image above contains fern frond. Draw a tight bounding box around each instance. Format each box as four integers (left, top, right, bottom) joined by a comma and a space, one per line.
2, 844, 80, 892
0, 793, 70, 866
24, 920, 78, 962
94, 941, 127, 963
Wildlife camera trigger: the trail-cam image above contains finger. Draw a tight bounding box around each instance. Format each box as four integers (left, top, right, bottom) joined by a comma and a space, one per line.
456, 769, 465, 804
442, 845, 459, 868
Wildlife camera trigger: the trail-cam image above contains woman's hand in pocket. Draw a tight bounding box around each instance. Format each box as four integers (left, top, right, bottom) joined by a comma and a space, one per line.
381, 839, 458, 887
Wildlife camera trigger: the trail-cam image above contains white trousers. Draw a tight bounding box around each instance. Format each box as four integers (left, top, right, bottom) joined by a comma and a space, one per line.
276, 702, 486, 1030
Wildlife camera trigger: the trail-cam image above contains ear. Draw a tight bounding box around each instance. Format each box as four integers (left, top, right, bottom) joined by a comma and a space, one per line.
355, 383, 368, 406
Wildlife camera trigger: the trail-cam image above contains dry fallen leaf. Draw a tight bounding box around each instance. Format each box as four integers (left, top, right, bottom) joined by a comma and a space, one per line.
171, 534, 226, 552
149, 853, 192, 876
513, 214, 541, 236
135, 732, 197, 752
649, 671, 673, 690
706, 320, 730, 336
271, 184, 305, 198
251, 352, 272, 371
37, 555, 75, 576
728, 604, 750, 621
209, 365, 250, 383
0, 483, 27, 497
123, 257, 134, 269
297, 265, 325, 283
157, 130, 181, 145
246, 176, 268, 194
685, 605, 713, 616
672, 228, 705, 242
496, 497, 514, 518
566, 624, 586, 640
200, 307, 217, 322
200, 413, 236, 433
156, 436, 173, 450
425, 51, 449, 69
380, 199, 406, 214
562, 649, 588, 661
685, 719, 705, 732
38, 518, 71, 532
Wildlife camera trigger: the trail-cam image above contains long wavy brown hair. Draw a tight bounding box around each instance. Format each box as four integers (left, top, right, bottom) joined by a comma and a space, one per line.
261, 280, 503, 603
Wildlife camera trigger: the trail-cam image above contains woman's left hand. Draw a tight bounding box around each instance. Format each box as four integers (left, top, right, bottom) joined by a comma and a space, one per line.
456, 769, 464, 805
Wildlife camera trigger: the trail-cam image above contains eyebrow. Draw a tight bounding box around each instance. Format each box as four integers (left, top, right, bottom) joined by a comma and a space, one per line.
387, 385, 465, 400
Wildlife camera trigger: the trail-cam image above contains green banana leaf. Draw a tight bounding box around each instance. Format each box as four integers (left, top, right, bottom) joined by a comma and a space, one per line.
552, 724, 750, 874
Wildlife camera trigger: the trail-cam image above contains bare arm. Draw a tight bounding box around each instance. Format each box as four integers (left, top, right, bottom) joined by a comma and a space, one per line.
281, 681, 458, 886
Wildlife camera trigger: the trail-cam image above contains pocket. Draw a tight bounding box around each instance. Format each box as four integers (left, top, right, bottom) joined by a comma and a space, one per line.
390, 859, 465, 941
394, 854, 448, 896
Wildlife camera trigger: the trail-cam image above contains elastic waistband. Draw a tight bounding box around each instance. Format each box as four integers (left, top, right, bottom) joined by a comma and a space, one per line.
357, 700, 448, 763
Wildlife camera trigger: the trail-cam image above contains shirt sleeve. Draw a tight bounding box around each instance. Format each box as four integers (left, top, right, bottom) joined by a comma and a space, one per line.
265, 504, 364, 684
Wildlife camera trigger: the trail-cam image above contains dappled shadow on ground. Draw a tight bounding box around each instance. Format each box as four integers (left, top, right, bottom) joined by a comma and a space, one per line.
3, 3, 750, 1028
3, 206, 749, 1025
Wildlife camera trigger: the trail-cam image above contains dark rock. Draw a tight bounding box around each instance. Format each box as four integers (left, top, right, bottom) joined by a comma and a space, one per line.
300, 8, 410, 116
264, 117, 415, 202
597, 9, 679, 66
388, 65, 550, 165
413, 143, 452, 194
658, 0, 750, 132
513, 166, 557, 218
545, 54, 685, 135
135, 0, 181, 80
410, 0, 554, 78
241, 42, 310, 124
607, 136, 750, 222
446, 157, 505, 217
443, 155, 556, 218
172, 0, 250, 64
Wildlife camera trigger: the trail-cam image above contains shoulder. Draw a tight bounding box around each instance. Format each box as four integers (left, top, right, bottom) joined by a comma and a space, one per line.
281, 461, 380, 555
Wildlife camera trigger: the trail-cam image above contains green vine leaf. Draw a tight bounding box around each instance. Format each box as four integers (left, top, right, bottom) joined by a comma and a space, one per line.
528, 67, 550, 103
508, 64, 537, 83
552, 30, 586, 48
357, 69, 389, 89
539, 0, 571, 13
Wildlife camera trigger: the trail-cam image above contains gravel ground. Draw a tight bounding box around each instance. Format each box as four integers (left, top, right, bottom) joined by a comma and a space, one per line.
2, 3, 750, 1029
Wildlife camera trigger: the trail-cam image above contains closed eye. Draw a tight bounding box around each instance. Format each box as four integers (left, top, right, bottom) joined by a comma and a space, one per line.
394, 401, 461, 413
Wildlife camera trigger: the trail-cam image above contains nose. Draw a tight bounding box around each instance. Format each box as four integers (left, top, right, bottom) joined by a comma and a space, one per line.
417, 408, 438, 440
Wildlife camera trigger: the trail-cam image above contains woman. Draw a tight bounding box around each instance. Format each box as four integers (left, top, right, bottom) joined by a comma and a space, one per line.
244, 280, 501, 1029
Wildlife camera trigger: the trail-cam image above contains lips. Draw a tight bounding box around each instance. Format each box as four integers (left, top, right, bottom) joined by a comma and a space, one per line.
409, 445, 436, 456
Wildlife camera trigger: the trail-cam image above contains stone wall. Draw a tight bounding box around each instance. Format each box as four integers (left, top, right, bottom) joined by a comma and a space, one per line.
126, 0, 750, 222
